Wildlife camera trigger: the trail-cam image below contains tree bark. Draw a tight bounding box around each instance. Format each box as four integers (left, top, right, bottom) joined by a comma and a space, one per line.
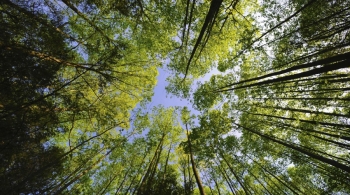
234, 122, 350, 173
218, 152, 251, 195
186, 124, 206, 195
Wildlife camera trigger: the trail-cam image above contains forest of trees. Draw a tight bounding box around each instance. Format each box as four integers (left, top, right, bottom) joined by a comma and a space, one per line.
0, 0, 349, 194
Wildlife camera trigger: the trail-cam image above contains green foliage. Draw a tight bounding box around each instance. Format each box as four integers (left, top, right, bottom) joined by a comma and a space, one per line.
1, 0, 350, 194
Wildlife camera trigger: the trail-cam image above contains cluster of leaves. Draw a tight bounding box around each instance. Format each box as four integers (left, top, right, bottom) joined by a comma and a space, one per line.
1, 0, 350, 194
0, 0, 165, 193
188, 0, 350, 194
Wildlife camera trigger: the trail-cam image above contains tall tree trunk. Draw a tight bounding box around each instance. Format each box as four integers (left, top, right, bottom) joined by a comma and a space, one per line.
146, 138, 164, 193
53, 145, 117, 195
186, 124, 206, 195
214, 160, 237, 194
98, 171, 120, 195
220, 51, 349, 89
217, 55, 350, 92
234, 122, 350, 173
251, 103, 350, 118
113, 167, 131, 195
183, 163, 188, 195
60, 0, 114, 43
3, 0, 85, 45
259, 119, 350, 149
136, 133, 165, 195
182, 0, 224, 80
6, 124, 125, 194
187, 155, 193, 193
218, 151, 251, 195
47, 146, 105, 194
163, 142, 173, 182
211, 172, 222, 195
244, 111, 350, 129
246, 154, 302, 195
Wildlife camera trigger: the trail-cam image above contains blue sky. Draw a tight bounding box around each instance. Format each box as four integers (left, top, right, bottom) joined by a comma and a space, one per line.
149, 66, 221, 116
151, 68, 193, 109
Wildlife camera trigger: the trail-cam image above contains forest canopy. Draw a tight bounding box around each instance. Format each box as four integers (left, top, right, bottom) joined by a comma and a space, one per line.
0, 0, 349, 194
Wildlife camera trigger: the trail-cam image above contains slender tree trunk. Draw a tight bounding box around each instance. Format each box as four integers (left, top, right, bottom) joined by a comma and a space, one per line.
252, 74, 348, 90
187, 155, 193, 193
114, 167, 131, 195
209, 168, 222, 195
163, 142, 173, 182
114, 150, 148, 194
181, 0, 191, 46
60, 0, 115, 44
203, 173, 215, 195
218, 152, 251, 195
255, 6, 350, 52
186, 124, 206, 195
221, 51, 350, 90
247, 155, 302, 195
234, 122, 350, 173
3, 0, 86, 46
136, 133, 165, 195
182, 0, 223, 80
124, 166, 144, 195
231, 0, 317, 62
6, 123, 124, 194
98, 171, 120, 195
247, 169, 273, 195
183, 164, 188, 195
146, 138, 164, 193
214, 160, 237, 194
218, 58, 350, 92
245, 111, 350, 129
259, 119, 350, 149
253, 96, 350, 102
47, 146, 105, 194
53, 145, 117, 195
251, 103, 350, 118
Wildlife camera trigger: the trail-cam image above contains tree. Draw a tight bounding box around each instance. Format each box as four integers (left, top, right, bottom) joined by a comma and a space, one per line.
2, 0, 350, 194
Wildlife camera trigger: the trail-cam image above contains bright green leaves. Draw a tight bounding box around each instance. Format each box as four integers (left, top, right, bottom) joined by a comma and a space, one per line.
0, 1, 170, 193
188, 0, 350, 193
193, 73, 235, 110
166, 74, 194, 99
166, 0, 260, 98
3, 0, 350, 194
193, 81, 218, 110
181, 106, 195, 125
147, 106, 182, 140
